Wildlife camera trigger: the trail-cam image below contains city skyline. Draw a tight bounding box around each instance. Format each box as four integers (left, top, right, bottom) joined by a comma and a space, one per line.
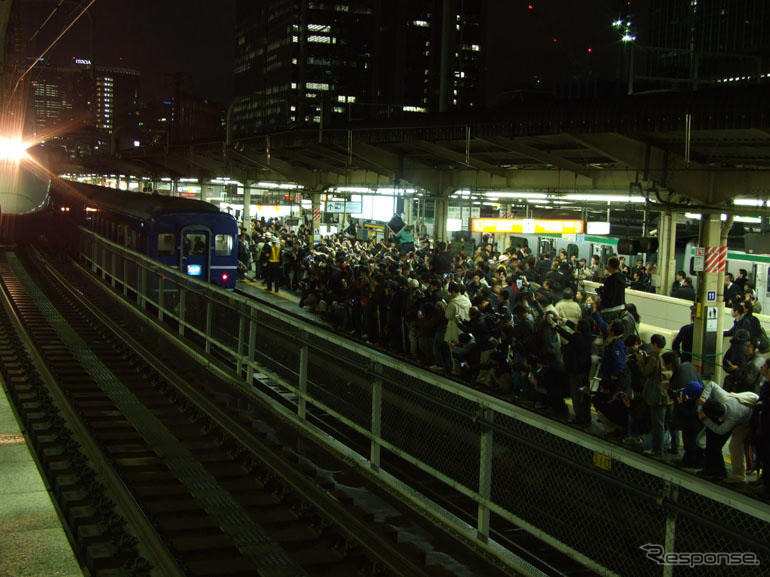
29, 0, 651, 107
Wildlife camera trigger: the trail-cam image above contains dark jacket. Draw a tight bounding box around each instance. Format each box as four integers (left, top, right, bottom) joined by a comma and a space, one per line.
600, 272, 627, 309
672, 323, 694, 363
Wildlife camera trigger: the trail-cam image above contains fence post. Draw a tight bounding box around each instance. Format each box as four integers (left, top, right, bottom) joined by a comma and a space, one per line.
477, 404, 494, 542
178, 289, 186, 338
205, 298, 213, 354
370, 362, 383, 471
236, 310, 245, 376
158, 276, 165, 322
123, 258, 128, 296
138, 266, 147, 310
246, 308, 257, 386
663, 482, 678, 577
298, 333, 309, 420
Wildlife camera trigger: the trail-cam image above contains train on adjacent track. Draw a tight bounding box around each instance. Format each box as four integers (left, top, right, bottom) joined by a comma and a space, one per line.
49, 178, 239, 289
509, 232, 770, 312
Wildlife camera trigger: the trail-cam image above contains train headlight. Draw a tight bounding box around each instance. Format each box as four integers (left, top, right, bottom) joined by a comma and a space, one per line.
221, 273, 229, 282
0, 137, 29, 162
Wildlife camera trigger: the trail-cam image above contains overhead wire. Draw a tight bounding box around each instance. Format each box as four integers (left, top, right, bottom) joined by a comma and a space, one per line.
8, 0, 97, 109
28, 0, 66, 44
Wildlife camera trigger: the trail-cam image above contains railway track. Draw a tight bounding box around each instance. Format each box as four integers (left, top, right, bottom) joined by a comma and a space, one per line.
0, 246, 513, 577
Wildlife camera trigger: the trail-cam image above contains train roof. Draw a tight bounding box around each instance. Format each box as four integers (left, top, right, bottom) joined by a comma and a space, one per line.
54, 179, 223, 220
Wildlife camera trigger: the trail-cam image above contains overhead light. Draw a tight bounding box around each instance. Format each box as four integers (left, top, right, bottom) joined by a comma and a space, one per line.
484, 191, 548, 199
564, 194, 646, 203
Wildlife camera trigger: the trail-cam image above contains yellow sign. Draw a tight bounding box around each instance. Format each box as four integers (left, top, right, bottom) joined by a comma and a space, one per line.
471, 218, 584, 234
592, 452, 612, 471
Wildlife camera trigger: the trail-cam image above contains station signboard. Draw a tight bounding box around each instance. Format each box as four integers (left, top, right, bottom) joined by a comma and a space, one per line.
470, 218, 584, 235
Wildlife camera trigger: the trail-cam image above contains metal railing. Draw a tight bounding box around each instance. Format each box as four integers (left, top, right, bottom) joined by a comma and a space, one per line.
78, 229, 770, 577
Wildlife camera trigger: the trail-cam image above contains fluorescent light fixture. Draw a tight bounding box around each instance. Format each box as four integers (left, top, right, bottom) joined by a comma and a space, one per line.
587, 221, 611, 235
733, 199, 765, 207
483, 191, 548, 199
685, 213, 762, 224
447, 218, 463, 232
564, 194, 646, 203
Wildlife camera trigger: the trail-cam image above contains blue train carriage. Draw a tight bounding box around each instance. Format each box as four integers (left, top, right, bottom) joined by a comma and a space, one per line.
53, 181, 238, 289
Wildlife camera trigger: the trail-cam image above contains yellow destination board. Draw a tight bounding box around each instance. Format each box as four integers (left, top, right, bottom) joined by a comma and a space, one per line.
471, 218, 584, 234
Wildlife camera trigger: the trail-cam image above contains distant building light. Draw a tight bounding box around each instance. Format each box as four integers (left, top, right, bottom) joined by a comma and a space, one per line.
74, 58, 91, 65
412, 20, 429, 27
306, 82, 329, 90
308, 35, 331, 44
133, 140, 140, 147
402, 105, 427, 112
471, 44, 480, 51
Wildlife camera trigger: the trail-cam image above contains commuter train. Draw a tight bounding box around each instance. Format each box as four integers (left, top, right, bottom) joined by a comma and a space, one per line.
50, 179, 239, 289
502, 232, 770, 311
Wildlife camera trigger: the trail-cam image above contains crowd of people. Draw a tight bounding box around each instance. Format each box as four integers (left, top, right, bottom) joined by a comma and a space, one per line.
236, 217, 769, 500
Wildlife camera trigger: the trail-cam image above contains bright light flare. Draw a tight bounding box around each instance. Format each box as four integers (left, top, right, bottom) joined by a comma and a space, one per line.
0, 137, 30, 161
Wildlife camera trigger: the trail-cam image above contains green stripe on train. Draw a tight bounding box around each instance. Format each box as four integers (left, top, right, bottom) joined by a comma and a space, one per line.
687, 247, 770, 264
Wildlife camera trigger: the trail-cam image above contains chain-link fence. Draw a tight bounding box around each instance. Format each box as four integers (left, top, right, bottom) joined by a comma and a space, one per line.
80, 231, 770, 577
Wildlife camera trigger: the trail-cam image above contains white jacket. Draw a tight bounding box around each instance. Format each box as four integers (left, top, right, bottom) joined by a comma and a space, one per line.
444, 293, 472, 343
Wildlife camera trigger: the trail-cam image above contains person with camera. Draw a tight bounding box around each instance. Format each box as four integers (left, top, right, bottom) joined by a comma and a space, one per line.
638, 334, 671, 458
750, 359, 770, 500
697, 379, 758, 483
555, 318, 593, 425
438, 282, 471, 374
596, 256, 627, 319
592, 320, 629, 436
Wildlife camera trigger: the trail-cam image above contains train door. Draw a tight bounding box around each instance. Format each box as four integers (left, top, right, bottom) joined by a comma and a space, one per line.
539, 238, 554, 257
180, 226, 211, 281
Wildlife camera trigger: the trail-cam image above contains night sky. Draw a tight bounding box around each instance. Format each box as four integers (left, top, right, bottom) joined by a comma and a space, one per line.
29, 0, 647, 106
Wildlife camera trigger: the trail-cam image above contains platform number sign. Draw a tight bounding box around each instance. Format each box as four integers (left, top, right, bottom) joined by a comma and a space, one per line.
706, 290, 717, 303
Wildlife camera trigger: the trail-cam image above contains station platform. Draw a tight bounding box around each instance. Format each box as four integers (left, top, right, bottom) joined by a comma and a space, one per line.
0, 379, 83, 577
235, 275, 758, 484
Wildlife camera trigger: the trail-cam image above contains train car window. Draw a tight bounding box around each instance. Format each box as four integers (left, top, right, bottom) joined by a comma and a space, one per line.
185, 233, 207, 256
158, 234, 176, 256
214, 234, 233, 257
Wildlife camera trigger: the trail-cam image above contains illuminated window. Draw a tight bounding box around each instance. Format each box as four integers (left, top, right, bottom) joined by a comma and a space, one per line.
157, 234, 176, 256
412, 20, 429, 27
307, 82, 329, 90
214, 234, 233, 256
308, 35, 331, 43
